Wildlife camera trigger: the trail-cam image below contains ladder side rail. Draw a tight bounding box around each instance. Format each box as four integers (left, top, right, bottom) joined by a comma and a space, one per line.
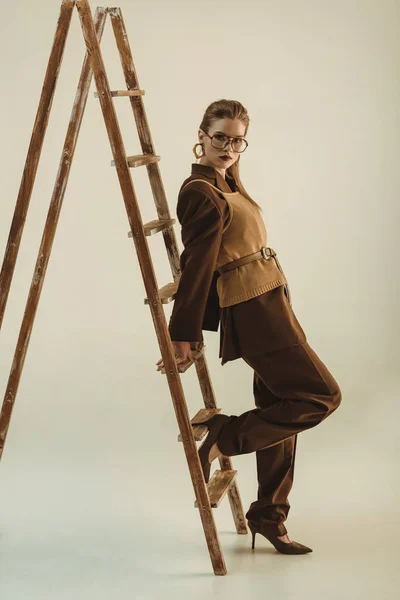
194, 359, 248, 534
111, 2, 248, 549
0, 7, 108, 460
75, 0, 227, 575
0, 0, 75, 330
111, 5, 248, 541
108, 7, 180, 280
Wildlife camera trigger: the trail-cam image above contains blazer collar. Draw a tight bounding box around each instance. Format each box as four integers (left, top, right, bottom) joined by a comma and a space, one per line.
190, 163, 235, 192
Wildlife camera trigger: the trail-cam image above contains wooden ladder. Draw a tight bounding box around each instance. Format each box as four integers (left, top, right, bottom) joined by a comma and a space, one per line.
0, 0, 248, 575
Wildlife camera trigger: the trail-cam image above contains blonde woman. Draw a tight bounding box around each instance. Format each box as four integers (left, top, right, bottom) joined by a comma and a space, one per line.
156, 99, 342, 555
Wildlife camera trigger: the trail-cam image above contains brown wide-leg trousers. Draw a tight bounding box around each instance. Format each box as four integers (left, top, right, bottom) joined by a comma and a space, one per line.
215, 341, 342, 536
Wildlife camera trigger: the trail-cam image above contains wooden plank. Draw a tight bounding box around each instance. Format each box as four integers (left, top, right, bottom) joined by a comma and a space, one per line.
144, 281, 177, 305
194, 470, 238, 508
132, 218, 175, 237
110, 153, 160, 168
95, 89, 145, 97
192, 407, 223, 424
159, 344, 205, 375
177, 408, 222, 442
0, 0, 75, 329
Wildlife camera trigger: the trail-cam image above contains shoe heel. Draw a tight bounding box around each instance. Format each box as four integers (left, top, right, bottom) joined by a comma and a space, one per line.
248, 522, 257, 549
248, 521, 313, 555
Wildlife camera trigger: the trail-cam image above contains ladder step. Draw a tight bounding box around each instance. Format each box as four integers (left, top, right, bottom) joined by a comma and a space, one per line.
128, 218, 176, 237
177, 408, 222, 442
194, 469, 238, 508
111, 154, 160, 168
159, 344, 206, 374
94, 89, 145, 97
144, 281, 177, 305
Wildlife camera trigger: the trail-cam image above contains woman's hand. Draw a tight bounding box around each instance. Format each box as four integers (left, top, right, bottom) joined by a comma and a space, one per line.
156, 341, 195, 372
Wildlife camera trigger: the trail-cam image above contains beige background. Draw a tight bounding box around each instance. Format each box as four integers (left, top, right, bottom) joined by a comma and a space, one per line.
0, 0, 399, 597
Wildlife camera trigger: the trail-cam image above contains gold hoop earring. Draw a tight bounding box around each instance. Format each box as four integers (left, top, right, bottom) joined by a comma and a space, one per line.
192, 142, 206, 159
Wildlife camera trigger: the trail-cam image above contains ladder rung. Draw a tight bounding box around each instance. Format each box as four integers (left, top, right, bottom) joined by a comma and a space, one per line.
94, 89, 145, 97
111, 154, 160, 168
128, 218, 176, 237
177, 408, 222, 442
194, 470, 238, 508
159, 344, 205, 374
144, 281, 177, 305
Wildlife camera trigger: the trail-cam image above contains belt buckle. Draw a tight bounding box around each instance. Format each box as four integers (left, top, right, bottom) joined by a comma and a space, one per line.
261, 247, 271, 260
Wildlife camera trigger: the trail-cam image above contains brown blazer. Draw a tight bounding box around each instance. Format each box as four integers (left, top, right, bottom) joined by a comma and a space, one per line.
168, 163, 234, 342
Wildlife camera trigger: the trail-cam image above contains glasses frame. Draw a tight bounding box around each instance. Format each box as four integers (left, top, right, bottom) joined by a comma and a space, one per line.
204, 132, 248, 153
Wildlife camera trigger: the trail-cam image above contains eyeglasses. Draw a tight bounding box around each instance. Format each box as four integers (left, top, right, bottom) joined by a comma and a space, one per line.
205, 132, 248, 153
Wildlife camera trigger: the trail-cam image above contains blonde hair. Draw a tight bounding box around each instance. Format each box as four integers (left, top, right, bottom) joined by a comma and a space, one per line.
199, 99, 262, 212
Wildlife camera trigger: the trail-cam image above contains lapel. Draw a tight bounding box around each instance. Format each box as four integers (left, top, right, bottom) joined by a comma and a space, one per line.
185, 163, 235, 332
188, 163, 237, 193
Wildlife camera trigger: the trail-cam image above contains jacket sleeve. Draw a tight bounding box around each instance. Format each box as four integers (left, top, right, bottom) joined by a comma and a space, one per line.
168, 186, 225, 342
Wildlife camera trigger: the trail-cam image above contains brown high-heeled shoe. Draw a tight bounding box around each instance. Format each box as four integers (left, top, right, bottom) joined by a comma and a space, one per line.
196, 413, 232, 483
248, 521, 313, 555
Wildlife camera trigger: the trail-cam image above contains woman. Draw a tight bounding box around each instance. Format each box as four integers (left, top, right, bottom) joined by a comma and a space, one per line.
156, 99, 342, 555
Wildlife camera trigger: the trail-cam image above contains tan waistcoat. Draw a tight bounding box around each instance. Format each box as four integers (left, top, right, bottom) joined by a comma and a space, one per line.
182, 179, 288, 307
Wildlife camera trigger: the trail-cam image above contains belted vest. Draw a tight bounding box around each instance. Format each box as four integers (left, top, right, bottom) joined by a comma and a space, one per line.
181, 179, 289, 308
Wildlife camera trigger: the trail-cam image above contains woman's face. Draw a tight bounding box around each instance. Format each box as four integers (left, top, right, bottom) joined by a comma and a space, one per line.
198, 118, 246, 175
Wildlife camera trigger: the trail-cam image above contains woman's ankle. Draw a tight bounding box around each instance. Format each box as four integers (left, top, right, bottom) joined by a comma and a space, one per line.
208, 442, 221, 462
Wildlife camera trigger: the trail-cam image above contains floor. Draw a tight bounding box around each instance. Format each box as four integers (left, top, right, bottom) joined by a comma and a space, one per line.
0, 432, 397, 600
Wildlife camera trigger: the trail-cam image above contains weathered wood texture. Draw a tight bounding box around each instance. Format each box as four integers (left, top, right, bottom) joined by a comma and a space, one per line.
0, 0, 75, 329
107, 7, 181, 279
144, 281, 177, 305
134, 218, 176, 237
111, 154, 160, 167
0, 1, 249, 576
81, 1, 248, 575
95, 89, 145, 97
194, 470, 238, 508
0, 6, 108, 458
177, 408, 222, 441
